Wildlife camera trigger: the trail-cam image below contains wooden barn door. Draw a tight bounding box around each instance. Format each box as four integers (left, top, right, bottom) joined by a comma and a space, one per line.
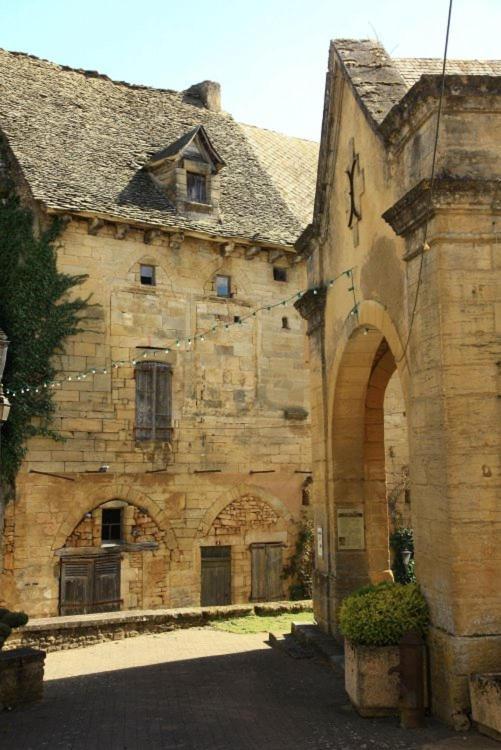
201, 546, 231, 606
251, 543, 284, 601
60, 554, 121, 615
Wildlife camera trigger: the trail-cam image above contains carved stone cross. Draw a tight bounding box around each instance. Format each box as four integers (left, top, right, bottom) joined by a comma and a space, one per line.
345, 139, 365, 246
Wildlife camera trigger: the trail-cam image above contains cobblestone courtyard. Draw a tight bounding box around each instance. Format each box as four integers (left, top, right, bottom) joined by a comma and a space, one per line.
0, 629, 496, 750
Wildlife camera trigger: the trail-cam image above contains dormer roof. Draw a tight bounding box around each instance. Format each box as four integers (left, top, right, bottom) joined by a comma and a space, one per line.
147, 125, 225, 173
0, 49, 319, 248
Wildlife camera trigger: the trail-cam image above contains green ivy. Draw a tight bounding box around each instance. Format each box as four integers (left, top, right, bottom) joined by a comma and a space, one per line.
390, 527, 416, 584
282, 513, 314, 600
0, 191, 91, 495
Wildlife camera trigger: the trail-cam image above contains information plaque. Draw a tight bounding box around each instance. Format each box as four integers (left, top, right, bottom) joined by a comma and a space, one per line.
337, 508, 365, 550
316, 527, 323, 558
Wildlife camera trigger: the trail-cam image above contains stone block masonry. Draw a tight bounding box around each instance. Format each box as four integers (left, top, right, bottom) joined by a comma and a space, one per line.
0, 648, 45, 709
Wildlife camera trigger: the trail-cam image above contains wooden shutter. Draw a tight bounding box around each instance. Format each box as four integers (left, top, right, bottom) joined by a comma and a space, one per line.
251, 543, 284, 601
60, 558, 93, 615
92, 555, 121, 613
155, 365, 172, 440
136, 362, 172, 441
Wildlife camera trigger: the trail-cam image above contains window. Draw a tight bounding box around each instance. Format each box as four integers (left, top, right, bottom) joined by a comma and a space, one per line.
135, 362, 172, 441
281, 317, 290, 330
140, 264, 155, 286
101, 508, 122, 542
187, 172, 207, 203
215, 275, 231, 298
273, 266, 287, 282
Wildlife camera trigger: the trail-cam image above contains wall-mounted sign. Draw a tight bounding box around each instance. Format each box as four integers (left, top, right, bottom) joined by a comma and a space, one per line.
337, 508, 365, 550
316, 527, 323, 558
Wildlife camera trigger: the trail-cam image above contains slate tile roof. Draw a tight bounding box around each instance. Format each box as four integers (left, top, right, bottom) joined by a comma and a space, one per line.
331, 39, 501, 126
0, 49, 319, 247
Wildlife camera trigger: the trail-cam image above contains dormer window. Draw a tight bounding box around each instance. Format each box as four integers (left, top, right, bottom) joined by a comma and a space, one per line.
146, 125, 225, 218
187, 172, 207, 203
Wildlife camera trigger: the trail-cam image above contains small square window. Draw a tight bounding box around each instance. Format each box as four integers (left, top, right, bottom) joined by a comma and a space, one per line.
140, 264, 155, 286
273, 267, 287, 282
215, 275, 231, 298
101, 508, 122, 542
187, 172, 207, 203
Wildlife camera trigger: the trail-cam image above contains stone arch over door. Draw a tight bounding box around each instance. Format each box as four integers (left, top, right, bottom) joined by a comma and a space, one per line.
197, 483, 294, 538
327, 302, 410, 613
51, 482, 178, 554
196, 484, 296, 605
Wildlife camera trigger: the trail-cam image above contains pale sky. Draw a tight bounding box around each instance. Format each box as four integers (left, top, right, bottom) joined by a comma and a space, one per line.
1, 0, 499, 140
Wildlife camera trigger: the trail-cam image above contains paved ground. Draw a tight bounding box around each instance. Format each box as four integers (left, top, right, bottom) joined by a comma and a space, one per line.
0, 628, 497, 750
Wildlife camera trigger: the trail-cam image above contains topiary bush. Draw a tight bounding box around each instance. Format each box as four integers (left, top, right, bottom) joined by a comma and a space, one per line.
0, 607, 28, 650
339, 582, 429, 647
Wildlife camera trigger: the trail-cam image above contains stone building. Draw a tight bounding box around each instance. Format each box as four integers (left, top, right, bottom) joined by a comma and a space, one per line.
0, 49, 318, 616
296, 40, 500, 724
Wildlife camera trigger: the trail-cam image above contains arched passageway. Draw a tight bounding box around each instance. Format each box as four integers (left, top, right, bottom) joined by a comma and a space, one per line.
329, 325, 409, 610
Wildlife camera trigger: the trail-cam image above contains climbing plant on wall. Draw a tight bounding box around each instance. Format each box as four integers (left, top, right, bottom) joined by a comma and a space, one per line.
283, 513, 314, 600
0, 187, 91, 494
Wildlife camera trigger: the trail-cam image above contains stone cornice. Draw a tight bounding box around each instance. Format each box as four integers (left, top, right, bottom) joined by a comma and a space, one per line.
382, 177, 501, 239
294, 287, 327, 336
380, 75, 501, 148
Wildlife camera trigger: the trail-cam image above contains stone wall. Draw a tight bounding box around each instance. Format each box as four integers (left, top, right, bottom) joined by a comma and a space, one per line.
384, 371, 410, 531
6, 600, 313, 653
2, 220, 311, 616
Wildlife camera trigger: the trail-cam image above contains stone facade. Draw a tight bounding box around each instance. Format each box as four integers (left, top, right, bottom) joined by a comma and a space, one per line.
297, 40, 501, 724
0, 51, 318, 619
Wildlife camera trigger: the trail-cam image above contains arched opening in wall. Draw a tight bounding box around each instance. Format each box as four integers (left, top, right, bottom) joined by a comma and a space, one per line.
384, 370, 410, 529
331, 326, 409, 611
57, 500, 170, 615
198, 492, 293, 606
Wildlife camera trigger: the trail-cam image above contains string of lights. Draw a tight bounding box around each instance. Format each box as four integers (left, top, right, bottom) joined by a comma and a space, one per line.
5, 266, 358, 400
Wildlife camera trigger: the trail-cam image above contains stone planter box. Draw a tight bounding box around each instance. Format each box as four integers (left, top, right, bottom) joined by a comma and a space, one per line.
344, 639, 400, 716
470, 673, 501, 741
0, 647, 45, 709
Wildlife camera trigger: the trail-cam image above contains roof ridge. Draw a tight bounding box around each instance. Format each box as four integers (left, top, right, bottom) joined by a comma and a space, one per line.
395, 55, 501, 64
0, 47, 179, 96
239, 121, 318, 145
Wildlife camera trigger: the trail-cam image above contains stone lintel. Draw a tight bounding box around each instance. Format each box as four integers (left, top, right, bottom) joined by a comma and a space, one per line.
382, 177, 501, 244
294, 287, 326, 336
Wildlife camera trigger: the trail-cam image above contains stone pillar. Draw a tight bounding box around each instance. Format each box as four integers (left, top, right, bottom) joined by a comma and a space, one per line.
0, 647, 45, 709
384, 177, 501, 723
295, 287, 332, 631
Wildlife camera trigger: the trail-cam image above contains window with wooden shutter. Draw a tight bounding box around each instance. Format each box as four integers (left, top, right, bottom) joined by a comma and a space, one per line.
135, 362, 172, 441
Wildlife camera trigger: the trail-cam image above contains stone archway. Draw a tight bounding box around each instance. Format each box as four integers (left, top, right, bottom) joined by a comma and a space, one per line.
326, 305, 410, 615
50, 481, 177, 554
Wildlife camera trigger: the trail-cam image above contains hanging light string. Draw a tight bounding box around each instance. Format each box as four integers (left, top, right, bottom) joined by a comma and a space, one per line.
5, 267, 357, 400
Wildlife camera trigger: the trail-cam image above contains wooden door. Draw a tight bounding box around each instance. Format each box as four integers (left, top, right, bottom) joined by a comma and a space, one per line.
251, 543, 284, 601
60, 554, 121, 615
201, 546, 231, 606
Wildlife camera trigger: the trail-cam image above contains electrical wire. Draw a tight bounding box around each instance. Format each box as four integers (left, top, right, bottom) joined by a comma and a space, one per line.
397, 0, 454, 364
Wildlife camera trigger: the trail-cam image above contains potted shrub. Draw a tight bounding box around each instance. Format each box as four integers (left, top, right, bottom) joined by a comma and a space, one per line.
0, 608, 45, 709
339, 582, 429, 716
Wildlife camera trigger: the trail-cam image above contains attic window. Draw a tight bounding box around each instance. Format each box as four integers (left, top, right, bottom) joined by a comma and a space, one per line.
140, 264, 156, 286
187, 172, 207, 203
215, 275, 231, 298
273, 267, 287, 282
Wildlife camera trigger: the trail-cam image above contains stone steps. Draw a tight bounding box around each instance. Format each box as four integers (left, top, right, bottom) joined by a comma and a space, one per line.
290, 622, 345, 672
